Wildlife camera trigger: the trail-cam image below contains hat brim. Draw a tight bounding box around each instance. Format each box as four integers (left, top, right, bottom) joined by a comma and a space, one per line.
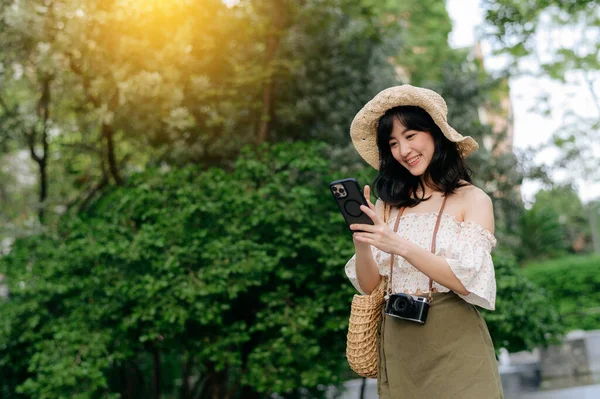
350, 85, 479, 170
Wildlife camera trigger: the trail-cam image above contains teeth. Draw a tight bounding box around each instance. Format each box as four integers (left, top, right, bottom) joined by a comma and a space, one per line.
407, 156, 421, 164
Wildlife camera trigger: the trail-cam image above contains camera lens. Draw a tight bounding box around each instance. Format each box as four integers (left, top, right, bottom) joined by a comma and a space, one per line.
339, 188, 345, 194
332, 186, 338, 192
392, 295, 413, 314
335, 192, 340, 197
396, 299, 407, 311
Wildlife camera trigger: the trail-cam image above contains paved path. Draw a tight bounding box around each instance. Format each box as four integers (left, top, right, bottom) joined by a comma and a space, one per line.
514, 384, 600, 399
336, 379, 600, 398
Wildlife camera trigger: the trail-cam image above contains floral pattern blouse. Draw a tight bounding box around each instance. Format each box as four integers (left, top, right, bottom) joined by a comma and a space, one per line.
344, 199, 498, 310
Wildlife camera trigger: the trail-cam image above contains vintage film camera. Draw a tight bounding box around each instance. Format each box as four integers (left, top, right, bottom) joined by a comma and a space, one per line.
385, 292, 430, 324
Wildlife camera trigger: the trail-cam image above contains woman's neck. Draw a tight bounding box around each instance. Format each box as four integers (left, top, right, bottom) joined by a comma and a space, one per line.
412, 186, 440, 198
413, 179, 439, 198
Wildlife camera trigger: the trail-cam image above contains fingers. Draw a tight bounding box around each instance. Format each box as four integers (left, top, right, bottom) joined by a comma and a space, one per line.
360, 204, 375, 217
364, 185, 375, 210
351, 223, 374, 232
360, 204, 381, 224
353, 233, 370, 245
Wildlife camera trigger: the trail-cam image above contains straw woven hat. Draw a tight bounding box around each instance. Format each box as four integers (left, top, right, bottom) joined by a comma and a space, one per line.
350, 85, 479, 170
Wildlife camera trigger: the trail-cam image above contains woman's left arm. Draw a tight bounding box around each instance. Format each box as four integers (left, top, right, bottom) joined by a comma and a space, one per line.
398, 190, 495, 296
399, 243, 470, 295
351, 189, 495, 296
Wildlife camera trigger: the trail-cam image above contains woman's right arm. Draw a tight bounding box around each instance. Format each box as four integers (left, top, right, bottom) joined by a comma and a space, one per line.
345, 186, 383, 295
353, 240, 382, 295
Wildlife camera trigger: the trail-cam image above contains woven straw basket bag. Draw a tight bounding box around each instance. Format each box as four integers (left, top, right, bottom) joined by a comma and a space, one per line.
345, 203, 395, 378
345, 275, 388, 378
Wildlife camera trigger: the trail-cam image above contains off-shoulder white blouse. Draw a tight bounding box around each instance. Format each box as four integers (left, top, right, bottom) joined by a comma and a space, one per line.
344, 199, 498, 310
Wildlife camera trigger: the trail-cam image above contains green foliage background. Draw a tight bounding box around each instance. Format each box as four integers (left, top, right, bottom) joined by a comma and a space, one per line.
0, 142, 562, 398
2, 0, 597, 397
523, 255, 600, 332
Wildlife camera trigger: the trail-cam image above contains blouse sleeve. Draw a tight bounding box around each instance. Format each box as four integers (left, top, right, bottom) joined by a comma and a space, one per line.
343, 198, 386, 295
444, 221, 498, 310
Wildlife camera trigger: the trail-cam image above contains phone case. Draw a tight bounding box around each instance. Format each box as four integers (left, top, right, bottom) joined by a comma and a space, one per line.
329, 178, 374, 233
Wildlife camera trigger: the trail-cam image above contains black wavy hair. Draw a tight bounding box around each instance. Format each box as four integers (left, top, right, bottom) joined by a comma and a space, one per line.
372, 105, 473, 209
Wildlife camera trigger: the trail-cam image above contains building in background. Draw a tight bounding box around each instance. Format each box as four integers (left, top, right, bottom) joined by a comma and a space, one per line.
472, 41, 515, 156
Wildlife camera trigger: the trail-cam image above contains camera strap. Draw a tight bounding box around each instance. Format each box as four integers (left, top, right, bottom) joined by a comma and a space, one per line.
385, 205, 404, 298
386, 195, 448, 303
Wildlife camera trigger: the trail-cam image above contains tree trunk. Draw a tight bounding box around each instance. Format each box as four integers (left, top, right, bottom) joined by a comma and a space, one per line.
66, 51, 124, 187
210, 370, 223, 399
238, 385, 263, 399
153, 347, 161, 399
121, 361, 138, 399
180, 352, 193, 399
39, 160, 48, 221
102, 122, 123, 186
196, 368, 229, 399
28, 77, 51, 223
258, 76, 276, 143
191, 374, 209, 399
257, 0, 288, 143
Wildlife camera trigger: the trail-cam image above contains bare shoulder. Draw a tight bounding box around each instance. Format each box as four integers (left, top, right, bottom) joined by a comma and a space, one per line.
452, 180, 482, 203
461, 183, 495, 234
461, 183, 491, 202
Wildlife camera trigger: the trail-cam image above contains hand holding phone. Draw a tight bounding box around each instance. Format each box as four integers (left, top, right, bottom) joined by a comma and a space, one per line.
329, 178, 375, 234
362, 185, 374, 211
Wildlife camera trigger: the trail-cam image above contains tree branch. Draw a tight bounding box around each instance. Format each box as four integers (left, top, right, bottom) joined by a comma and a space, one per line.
26, 127, 42, 164
65, 51, 101, 108
76, 174, 109, 213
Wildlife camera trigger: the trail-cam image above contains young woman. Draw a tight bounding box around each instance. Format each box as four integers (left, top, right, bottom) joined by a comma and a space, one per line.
344, 85, 504, 398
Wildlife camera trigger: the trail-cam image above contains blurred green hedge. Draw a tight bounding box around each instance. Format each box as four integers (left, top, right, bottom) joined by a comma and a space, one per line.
0, 141, 564, 398
0, 141, 378, 398
483, 249, 564, 353
523, 255, 600, 331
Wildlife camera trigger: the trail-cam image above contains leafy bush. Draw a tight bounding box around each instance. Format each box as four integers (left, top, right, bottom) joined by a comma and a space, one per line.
0, 142, 373, 398
483, 249, 564, 353
0, 141, 563, 398
523, 254, 600, 331
516, 206, 569, 263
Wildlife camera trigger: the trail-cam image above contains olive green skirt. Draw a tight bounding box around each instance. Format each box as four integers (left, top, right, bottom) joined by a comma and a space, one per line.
376, 291, 504, 398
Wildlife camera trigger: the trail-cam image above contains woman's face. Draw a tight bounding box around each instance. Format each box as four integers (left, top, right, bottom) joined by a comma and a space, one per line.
387, 117, 435, 176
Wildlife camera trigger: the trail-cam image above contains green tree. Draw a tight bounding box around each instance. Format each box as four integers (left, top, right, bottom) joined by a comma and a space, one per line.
517, 205, 569, 263
483, 0, 600, 193
431, 52, 527, 255
0, 0, 400, 230
532, 184, 594, 253
382, 0, 455, 86
514, 183, 600, 262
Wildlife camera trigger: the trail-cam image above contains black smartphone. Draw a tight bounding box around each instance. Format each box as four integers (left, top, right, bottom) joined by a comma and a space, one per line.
329, 178, 374, 233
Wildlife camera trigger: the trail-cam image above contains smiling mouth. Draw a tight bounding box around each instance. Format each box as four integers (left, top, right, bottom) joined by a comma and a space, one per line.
406, 155, 422, 166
